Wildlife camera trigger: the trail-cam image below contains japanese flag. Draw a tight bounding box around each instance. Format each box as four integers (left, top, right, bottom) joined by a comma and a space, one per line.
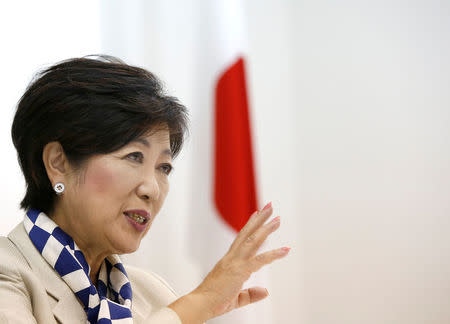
188, 1, 270, 323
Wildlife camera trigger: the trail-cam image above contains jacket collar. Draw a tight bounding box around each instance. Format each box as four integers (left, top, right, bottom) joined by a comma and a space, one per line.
8, 223, 87, 323
7, 222, 149, 323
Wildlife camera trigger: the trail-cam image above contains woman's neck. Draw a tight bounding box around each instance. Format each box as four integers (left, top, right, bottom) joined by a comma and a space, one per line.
48, 205, 109, 286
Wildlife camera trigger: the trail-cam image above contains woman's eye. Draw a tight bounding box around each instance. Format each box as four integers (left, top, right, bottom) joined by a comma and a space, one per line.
127, 152, 144, 163
160, 163, 173, 175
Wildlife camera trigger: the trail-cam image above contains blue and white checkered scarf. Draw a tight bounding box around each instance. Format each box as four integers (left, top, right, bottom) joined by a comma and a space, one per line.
24, 209, 133, 324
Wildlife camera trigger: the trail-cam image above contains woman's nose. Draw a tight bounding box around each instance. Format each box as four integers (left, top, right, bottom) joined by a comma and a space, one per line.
137, 172, 160, 202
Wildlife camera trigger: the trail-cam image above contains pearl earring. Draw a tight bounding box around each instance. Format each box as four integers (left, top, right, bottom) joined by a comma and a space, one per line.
54, 182, 65, 195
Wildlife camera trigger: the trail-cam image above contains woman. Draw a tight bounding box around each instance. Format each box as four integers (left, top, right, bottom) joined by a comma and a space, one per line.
0, 56, 289, 323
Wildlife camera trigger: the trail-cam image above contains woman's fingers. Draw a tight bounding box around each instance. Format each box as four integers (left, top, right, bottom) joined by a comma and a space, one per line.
235, 287, 269, 309
240, 216, 281, 258
230, 202, 273, 252
250, 246, 291, 272
237, 204, 272, 241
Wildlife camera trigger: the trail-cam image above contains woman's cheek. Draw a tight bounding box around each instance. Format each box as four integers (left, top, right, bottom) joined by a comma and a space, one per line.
156, 180, 170, 211
84, 160, 122, 194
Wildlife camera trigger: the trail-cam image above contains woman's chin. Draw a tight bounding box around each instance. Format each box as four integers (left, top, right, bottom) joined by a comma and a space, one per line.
110, 234, 143, 255
109, 219, 150, 254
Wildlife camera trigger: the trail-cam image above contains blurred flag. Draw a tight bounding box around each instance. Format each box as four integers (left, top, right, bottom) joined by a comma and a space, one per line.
189, 1, 270, 323
213, 24, 257, 237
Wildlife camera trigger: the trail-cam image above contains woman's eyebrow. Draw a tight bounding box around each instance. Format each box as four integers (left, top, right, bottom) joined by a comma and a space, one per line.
132, 138, 173, 158
161, 148, 173, 159
133, 138, 150, 147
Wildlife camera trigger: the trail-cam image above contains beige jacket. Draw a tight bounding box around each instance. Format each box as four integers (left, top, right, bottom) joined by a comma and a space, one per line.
0, 223, 182, 324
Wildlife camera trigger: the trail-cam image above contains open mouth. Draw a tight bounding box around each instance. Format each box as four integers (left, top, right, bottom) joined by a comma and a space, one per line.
124, 212, 148, 224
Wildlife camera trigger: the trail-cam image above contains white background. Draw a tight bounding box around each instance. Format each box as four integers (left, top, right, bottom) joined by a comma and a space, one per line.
1, 1, 450, 323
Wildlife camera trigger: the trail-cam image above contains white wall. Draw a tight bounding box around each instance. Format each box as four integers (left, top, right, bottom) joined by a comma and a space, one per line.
288, 1, 450, 323
1, 1, 449, 323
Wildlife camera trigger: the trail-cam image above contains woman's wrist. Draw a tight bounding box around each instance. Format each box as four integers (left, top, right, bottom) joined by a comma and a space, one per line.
168, 291, 212, 324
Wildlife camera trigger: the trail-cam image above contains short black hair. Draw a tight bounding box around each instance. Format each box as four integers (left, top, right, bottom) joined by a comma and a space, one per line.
11, 55, 188, 214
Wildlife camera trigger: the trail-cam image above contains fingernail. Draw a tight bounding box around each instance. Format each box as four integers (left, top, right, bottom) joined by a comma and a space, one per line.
262, 202, 272, 211
278, 246, 291, 256
265, 288, 269, 296
271, 216, 280, 223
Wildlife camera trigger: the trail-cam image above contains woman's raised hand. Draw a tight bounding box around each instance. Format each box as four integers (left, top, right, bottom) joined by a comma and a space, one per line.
168, 203, 290, 324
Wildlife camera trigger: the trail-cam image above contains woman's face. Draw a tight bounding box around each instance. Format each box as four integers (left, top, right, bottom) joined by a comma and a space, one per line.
58, 128, 173, 256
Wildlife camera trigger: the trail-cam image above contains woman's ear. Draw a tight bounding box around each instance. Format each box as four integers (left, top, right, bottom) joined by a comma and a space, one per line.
42, 142, 69, 185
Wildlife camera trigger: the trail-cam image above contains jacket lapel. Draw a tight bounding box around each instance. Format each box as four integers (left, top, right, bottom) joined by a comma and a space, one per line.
52, 288, 87, 323
8, 223, 87, 323
130, 285, 151, 322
